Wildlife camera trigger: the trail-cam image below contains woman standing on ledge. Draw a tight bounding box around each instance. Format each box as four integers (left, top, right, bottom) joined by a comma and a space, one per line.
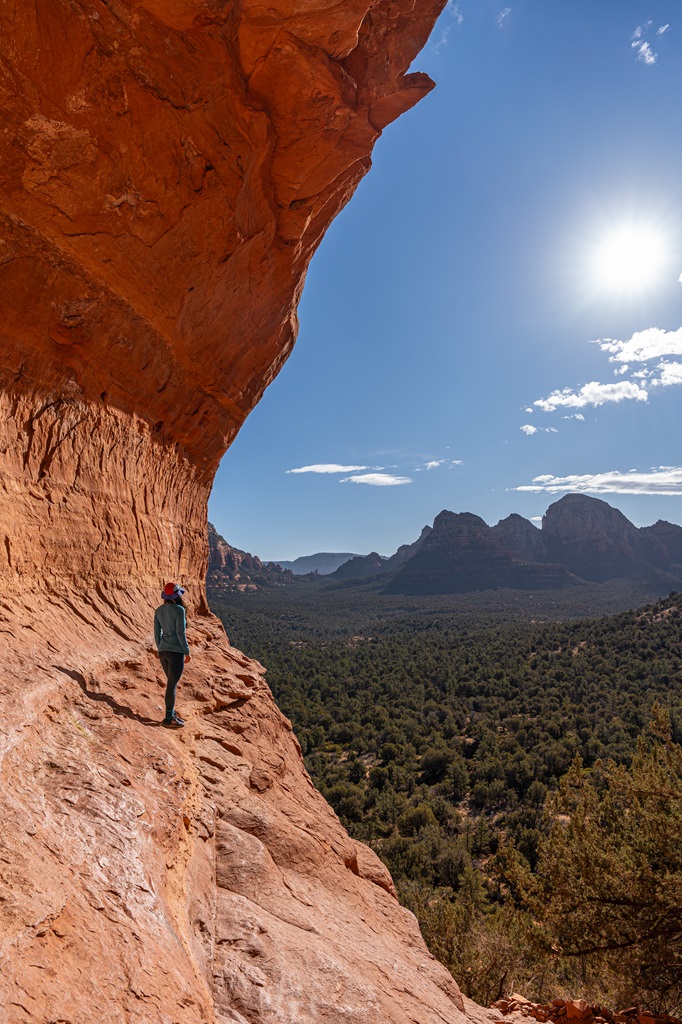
154, 582, 191, 728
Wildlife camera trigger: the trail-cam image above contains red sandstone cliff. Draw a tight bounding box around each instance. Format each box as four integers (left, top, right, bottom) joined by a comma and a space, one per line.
0, 2, 496, 1022
208, 522, 296, 588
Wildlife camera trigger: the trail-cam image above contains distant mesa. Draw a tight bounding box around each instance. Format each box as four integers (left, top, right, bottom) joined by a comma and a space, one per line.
210, 495, 682, 595
330, 551, 386, 580
382, 525, 433, 571
275, 552, 361, 575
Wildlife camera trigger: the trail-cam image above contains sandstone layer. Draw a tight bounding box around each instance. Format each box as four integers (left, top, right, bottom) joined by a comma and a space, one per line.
1, 618, 497, 1023
0, 2, 497, 1022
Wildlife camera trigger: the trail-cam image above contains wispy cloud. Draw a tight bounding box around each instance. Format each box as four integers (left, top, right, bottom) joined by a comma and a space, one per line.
340, 473, 412, 487
286, 463, 372, 475
534, 380, 648, 412
515, 467, 682, 496
431, 0, 464, 52
497, 7, 511, 29
637, 41, 657, 64
631, 22, 662, 64
563, 413, 585, 421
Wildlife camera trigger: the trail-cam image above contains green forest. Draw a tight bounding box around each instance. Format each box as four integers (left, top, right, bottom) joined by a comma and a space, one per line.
209, 581, 682, 1014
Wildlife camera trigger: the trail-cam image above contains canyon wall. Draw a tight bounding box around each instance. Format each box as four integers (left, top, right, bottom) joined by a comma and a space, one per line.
0, 3, 496, 1022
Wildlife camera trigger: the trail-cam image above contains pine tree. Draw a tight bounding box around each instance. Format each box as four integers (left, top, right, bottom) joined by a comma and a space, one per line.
501, 708, 682, 1012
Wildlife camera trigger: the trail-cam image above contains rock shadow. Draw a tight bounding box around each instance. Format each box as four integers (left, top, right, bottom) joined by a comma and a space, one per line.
54, 665, 161, 726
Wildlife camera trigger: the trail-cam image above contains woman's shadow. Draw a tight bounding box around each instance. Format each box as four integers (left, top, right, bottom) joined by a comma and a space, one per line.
54, 665, 162, 726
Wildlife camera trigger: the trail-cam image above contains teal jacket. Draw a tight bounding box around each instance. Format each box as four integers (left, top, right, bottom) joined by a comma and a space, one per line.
154, 602, 190, 656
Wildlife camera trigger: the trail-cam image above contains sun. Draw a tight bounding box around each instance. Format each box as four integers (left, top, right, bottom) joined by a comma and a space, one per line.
594, 225, 665, 290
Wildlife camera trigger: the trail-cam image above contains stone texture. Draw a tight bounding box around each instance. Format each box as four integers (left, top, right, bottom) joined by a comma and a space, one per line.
1, 615, 498, 1023
0, 2, 502, 1022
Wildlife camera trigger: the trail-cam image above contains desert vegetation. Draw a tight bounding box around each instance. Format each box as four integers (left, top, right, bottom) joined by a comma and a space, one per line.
209, 582, 682, 1012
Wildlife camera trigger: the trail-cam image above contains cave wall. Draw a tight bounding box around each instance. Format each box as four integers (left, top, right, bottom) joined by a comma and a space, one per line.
0, 3, 499, 1023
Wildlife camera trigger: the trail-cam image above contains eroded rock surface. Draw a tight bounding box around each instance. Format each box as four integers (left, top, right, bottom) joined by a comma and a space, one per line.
0, 2, 495, 1022
1, 617, 495, 1023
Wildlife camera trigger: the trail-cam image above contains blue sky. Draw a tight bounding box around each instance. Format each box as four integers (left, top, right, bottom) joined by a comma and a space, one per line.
209, 1, 682, 561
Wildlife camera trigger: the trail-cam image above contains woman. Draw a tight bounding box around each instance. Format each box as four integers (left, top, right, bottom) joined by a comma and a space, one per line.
154, 582, 191, 728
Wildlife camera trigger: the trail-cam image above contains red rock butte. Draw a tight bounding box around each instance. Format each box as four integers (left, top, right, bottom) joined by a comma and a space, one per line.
0, 3, 495, 1022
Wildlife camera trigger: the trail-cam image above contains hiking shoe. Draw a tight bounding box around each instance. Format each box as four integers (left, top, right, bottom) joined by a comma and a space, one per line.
162, 712, 184, 728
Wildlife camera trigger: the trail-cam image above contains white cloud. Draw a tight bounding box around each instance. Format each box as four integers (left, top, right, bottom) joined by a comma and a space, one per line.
450, 459, 464, 466
520, 424, 558, 435
287, 463, 370, 474
530, 516, 543, 522
340, 473, 412, 487
637, 41, 657, 64
497, 7, 511, 28
525, 407, 533, 413
515, 467, 682, 496
534, 380, 648, 412
597, 326, 682, 364
562, 413, 585, 421
423, 459, 445, 470
657, 24, 670, 35
653, 361, 682, 387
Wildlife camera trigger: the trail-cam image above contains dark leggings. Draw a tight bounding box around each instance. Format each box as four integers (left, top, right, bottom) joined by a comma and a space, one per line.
159, 650, 185, 717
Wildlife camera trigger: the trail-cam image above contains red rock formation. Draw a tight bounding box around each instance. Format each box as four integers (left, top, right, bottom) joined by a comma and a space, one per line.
542, 493, 642, 581
386, 511, 574, 594
0, 2, 497, 1022
491, 513, 549, 563
208, 522, 296, 588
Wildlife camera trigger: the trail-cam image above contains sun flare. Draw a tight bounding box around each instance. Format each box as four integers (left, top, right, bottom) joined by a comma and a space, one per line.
594, 225, 665, 290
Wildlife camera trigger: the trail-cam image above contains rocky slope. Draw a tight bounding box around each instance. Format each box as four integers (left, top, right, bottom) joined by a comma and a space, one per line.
0, 2, 497, 1022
